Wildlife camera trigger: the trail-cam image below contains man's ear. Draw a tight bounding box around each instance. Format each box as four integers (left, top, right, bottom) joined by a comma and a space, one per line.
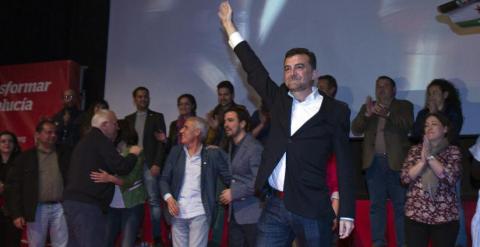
240, 120, 247, 130
312, 69, 318, 81
194, 128, 201, 138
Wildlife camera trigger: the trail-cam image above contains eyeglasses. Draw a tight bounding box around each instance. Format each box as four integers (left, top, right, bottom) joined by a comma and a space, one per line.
63, 95, 74, 100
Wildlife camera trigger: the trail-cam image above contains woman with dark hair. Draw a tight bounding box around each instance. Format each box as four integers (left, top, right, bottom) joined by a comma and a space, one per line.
167, 94, 197, 146
0, 131, 22, 246
401, 113, 462, 247
413, 79, 464, 143
413, 79, 466, 246
89, 120, 146, 247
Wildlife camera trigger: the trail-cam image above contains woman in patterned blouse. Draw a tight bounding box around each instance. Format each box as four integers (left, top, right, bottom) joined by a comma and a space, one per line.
401, 112, 462, 247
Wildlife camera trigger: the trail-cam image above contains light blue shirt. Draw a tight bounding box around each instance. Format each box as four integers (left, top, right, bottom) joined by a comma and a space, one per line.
175, 146, 205, 219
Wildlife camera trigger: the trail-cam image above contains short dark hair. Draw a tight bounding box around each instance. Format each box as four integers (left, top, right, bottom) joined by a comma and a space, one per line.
36, 119, 56, 133
225, 106, 251, 131
177, 94, 197, 116
132, 86, 149, 97
217, 81, 234, 95
284, 48, 316, 69
116, 119, 138, 146
376, 75, 396, 88
318, 74, 338, 97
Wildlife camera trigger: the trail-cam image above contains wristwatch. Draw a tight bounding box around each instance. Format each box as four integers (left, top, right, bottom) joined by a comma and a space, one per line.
427, 155, 435, 161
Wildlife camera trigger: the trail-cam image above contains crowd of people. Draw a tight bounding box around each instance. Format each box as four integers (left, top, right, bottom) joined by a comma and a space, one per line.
0, 2, 479, 247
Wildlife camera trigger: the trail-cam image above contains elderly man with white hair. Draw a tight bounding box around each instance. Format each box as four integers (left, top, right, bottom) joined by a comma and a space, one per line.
160, 117, 231, 247
63, 109, 142, 247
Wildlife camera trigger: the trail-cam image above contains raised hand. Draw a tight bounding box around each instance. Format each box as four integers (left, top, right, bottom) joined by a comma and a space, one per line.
421, 136, 431, 162
373, 102, 389, 117
364, 96, 374, 117
218, 1, 237, 36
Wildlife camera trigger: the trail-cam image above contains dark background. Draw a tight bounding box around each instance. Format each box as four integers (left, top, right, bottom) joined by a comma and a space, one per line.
0, 0, 109, 108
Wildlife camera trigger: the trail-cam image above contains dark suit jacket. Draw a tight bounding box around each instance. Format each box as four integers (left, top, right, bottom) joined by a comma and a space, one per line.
160, 145, 231, 225
125, 109, 166, 169
229, 134, 263, 224
6, 146, 71, 221
234, 41, 355, 220
352, 99, 413, 171
63, 128, 137, 211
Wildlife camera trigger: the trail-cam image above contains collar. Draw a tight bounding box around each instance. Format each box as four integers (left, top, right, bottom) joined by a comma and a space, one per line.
183, 144, 203, 158
136, 110, 147, 116
288, 87, 322, 103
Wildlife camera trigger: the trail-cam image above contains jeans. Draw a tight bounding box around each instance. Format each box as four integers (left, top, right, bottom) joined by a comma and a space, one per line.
26, 202, 68, 247
144, 164, 162, 239
171, 214, 209, 247
256, 196, 332, 247
455, 180, 467, 247
63, 200, 106, 247
365, 154, 405, 247
105, 204, 144, 247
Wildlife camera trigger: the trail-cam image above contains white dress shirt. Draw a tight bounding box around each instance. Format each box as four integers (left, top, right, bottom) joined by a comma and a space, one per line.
267, 89, 323, 191
164, 145, 205, 219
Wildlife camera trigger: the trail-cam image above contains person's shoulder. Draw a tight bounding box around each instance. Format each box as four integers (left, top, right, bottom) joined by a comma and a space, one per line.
446, 144, 461, 154
244, 134, 262, 149
325, 97, 350, 116
18, 148, 37, 158
206, 146, 227, 158
125, 112, 136, 119
170, 145, 183, 154
147, 109, 164, 117
331, 98, 349, 109
393, 98, 413, 106
56, 144, 73, 154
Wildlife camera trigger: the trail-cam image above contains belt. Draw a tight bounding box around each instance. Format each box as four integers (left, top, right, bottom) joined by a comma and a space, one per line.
272, 189, 285, 199
41, 201, 60, 205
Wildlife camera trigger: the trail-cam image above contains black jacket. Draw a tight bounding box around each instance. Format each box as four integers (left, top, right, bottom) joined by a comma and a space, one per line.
234, 41, 355, 220
125, 109, 166, 169
63, 128, 137, 211
6, 146, 71, 221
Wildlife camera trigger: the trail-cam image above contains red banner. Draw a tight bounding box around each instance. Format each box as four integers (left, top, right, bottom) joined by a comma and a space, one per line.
0, 60, 80, 150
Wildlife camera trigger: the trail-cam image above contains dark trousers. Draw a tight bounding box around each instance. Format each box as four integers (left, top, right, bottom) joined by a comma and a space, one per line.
105, 204, 144, 247
228, 213, 257, 247
405, 217, 459, 247
256, 196, 332, 247
0, 210, 21, 247
63, 200, 106, 247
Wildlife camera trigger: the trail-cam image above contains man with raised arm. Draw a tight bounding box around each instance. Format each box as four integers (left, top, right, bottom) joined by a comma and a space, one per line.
218, 2, 355, 246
